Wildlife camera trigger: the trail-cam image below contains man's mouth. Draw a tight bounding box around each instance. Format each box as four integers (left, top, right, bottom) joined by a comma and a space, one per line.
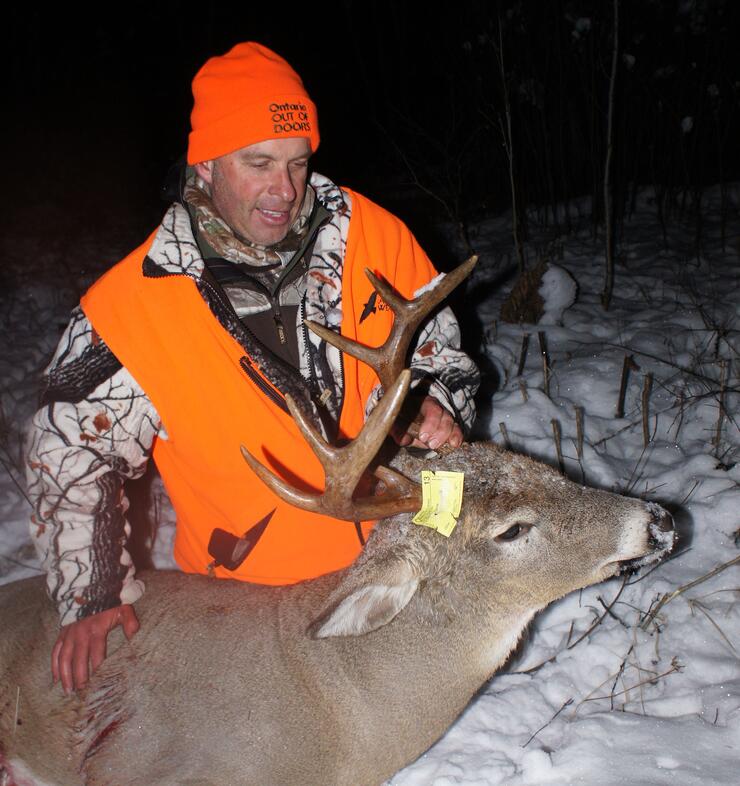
257, 208, 290, 225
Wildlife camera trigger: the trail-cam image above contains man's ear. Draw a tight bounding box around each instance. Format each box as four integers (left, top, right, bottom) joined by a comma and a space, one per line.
194, 160, 214, 184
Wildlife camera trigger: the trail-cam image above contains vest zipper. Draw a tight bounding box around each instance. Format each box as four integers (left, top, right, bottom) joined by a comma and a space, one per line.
238, 356, 290, 415
271, 297, 287, 345
300, 295, 346, 423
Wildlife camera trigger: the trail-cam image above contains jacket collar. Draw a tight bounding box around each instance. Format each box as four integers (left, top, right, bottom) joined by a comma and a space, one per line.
143, 172, 346, 279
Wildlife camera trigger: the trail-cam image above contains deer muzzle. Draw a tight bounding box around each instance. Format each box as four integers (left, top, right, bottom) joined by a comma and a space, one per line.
618, 503, 676, 574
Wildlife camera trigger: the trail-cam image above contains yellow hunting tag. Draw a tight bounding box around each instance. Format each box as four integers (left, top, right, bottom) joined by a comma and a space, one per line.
412, 470, 465, 537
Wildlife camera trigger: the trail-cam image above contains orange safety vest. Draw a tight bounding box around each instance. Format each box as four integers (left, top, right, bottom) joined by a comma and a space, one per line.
81, 189, 437, 584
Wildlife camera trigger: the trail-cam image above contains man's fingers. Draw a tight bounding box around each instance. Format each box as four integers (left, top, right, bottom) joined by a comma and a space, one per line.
448, 424, 463, 449
418, 405, 444, 444
57, 635, 78, 694
72, 636, 91, 691
120, 606, 140, 640
89, 631, 107, 676
51, 633, 65, 684
392, 396, 463, 450
420, 402, 454, 450
51, 606, 140, 694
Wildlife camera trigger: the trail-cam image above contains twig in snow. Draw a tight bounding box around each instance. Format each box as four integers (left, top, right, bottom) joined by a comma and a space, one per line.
640, 555, 740, 630
641, 373, 653, 448
623, 444, 650, 496
514, 575, 629, 675
599, 595, 629, 628
538, 331, 550, 398
575, 658, 682, 712
551, 419, 565, 474
603, 342, 740, 394
601, 0, 619, 311
522, 698, 574, 748
517, 332, 530, 377
615, 354, 639, 419
575, 407, 584, 460
687, 598, 739, 657
519, 379, 529, 403
713, 359, 728, 456
499, 422, 512, 451
680, 479, 701, 506
610, 644, 634, 710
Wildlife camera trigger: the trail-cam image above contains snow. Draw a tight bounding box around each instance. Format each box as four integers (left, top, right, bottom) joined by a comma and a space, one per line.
1, 186, 739, 784
537, 264, 577, 325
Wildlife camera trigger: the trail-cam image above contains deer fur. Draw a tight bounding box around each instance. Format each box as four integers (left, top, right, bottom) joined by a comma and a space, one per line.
0, 442, 674, 786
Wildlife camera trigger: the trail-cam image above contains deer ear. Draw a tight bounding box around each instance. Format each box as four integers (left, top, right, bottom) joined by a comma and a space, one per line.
309, 572, 419, 639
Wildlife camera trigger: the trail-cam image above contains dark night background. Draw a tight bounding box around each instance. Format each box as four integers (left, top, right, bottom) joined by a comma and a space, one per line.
4, 1, 740, 276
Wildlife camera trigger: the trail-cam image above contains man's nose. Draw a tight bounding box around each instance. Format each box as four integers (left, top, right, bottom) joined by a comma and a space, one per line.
269, 166, 297, 202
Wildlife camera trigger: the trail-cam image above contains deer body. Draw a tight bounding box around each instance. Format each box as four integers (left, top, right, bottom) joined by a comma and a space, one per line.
1, 443, 674, 786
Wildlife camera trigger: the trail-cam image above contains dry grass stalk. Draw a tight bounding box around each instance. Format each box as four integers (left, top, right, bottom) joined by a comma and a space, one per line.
640, 555, 740, 630
610, 644, 634, 710
515, 575, 629, 675
687, 597, 739, 656
517, 332, 530, 376
522, 697, 574, 748
551, 419, 565, 474
575, 406, 584, 460
641, 373, 653, 448
574, 657, 682, 714
499, 422, 512, 451
538, 331, 550, 398
713, 359, 728, 454
615, 354, 639, 418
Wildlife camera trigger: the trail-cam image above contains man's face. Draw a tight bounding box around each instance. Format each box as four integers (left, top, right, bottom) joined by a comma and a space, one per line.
195, 137, 312, 247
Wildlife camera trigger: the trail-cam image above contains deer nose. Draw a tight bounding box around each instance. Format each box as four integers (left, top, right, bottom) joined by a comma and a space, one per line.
647, 506, 675, 552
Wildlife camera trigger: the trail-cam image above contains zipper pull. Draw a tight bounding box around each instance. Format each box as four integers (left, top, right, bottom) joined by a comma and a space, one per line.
272, 297, 287, 345
274, 315, 287, 345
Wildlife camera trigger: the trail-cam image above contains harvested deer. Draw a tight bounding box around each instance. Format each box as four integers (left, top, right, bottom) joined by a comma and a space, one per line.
0, 258, 675, 786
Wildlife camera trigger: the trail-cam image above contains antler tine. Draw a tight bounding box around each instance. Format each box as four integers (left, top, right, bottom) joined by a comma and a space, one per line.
241, 370, 421, 520
306, 255, 478, 391
240, 255, 477, 523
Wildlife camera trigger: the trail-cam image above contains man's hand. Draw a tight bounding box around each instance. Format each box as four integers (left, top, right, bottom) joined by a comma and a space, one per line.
392, 395, 463, 451
52, 605, 140, 694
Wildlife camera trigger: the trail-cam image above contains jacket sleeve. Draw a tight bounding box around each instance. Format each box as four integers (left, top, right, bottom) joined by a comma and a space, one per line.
363, 298, 480, 435
26, 307, 160, 626
408, 297, 480, 434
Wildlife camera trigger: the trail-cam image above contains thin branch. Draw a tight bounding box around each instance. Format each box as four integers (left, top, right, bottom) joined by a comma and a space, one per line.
640, 556, 740, 630
522, 698, 574, 748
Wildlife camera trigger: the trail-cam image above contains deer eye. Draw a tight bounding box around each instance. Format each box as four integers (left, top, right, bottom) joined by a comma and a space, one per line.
495, 523, 531, 542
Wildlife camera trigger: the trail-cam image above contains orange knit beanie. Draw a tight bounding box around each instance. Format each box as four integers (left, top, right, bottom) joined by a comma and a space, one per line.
187, 42, 320, 164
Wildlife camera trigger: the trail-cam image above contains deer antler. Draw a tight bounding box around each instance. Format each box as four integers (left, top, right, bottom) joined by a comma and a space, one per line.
306, 255, 478, 392
240, 256, 477, 522
241, 370, 422, 520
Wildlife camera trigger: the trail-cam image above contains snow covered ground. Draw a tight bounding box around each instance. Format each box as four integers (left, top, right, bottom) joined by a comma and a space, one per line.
1, 186, 738, 784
